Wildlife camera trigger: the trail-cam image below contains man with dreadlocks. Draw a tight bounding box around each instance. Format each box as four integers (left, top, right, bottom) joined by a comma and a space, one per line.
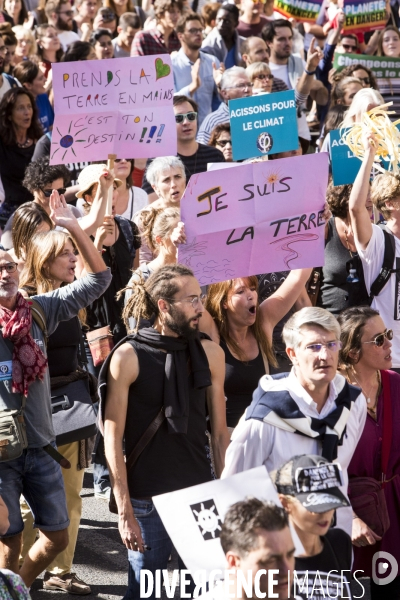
99, 264, 229, 600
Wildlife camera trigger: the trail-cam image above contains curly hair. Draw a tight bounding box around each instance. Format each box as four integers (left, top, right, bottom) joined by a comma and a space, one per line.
220, 498, 289, 557
0, 88, 43, 146
140, 206, 179, 253
326, 180, 353, 219
154, 0, 183, 20
209, 123, 230, 147
23, 157, 71, 192
337, 306, 380, 368
119, 264, 194, 332
371, 172, 400, 220
331, 63, 378, 91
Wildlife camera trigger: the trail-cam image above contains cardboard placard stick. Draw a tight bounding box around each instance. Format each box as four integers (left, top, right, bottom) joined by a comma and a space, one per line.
106, 153, 117, 216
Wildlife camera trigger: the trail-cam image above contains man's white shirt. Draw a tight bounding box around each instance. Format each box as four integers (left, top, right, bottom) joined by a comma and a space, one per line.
221, 370, 366, 535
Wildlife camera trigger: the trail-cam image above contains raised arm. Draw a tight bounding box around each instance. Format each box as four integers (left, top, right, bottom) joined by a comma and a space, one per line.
348, 133, 375, 250
104, 344, 145, 553
78, 169, 114, 237
296, 38, 328, 106
49, 192, 106, 274
259, 268, 312, 342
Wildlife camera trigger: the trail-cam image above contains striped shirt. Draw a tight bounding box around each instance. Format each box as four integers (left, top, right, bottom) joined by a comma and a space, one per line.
196, 102, 229, 145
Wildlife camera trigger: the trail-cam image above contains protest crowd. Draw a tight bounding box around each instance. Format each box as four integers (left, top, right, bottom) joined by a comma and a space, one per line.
1, 0, 400, 597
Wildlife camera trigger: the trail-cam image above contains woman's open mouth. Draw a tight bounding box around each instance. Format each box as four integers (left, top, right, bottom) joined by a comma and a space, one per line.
249, 306, 256, 315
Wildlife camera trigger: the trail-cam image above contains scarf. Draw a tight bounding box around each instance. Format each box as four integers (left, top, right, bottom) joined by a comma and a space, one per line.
246, 373, 360, 461
132, 328, 211, 434
0, 293, 48, 396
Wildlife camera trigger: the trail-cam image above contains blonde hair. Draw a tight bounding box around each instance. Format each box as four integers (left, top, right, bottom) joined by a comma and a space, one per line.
13, 26, 37, 56
205, 277, 277, 367
20, 231, 86, 322
371, 172, 400, 220
140, 206, 180, 253
245, 61, 271, 81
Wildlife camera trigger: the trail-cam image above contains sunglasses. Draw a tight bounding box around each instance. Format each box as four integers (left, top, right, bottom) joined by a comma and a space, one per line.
363, 329, 393, 347
175, 111, 197, 123
216, 139, 232, 147
253, 73, 274, 81
42, 187, 66, 197
358, 76, 370, 85
100, 11, 115, 20
342, 44, 357, 51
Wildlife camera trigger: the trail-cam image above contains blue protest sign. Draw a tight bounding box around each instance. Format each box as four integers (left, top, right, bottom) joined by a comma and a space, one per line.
229, 90, 299, 161
330, 128, 361, 185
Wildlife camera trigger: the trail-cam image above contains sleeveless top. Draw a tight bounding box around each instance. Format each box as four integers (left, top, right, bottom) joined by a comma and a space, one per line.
220, 337, 266, 428
319, 217, 354, 316
124, 340, 213, 498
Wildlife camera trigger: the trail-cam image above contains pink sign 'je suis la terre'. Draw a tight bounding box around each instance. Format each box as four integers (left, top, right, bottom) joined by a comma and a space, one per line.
178, 153, 329, 286
50, 55, 177, 164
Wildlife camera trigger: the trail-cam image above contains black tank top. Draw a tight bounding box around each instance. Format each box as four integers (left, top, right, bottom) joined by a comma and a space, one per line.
125, 341, 213, 498
220, 337, 266, 428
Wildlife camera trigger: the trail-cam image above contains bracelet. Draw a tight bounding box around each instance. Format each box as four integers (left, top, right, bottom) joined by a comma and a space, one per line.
305, 68, 316, 75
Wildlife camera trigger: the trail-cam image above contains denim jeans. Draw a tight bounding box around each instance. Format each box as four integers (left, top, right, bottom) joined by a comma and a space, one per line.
124, 499, 194, 600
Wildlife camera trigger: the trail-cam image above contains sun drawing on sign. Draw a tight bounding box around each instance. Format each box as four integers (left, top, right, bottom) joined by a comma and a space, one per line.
192, 502, 222, 538
51, 121, 88, 161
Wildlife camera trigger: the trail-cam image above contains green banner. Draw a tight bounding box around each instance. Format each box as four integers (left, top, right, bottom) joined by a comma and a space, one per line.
333, 52, 400, 78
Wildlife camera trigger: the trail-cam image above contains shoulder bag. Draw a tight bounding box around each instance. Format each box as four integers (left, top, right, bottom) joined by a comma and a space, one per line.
348, 369, 392, 537
109, 407, 165, 514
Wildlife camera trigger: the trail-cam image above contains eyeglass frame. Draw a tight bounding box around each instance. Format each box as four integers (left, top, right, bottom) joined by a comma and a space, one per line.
362, 328, 393, 347
341, 43, 357, 51
224, 82, 251, 91
357, 76, 371, 85
253, 73, 274, 82
163, 293, 206, 308
304, 341, 342, 353
0, 263, 18, 274
175, 111, 198, 123
215, 139, 232, 147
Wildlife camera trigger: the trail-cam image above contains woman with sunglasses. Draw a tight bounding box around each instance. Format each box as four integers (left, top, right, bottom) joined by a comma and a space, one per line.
332, 63, 378, 91
245, 61, 274, 95
338, 306, 400, 599
112, 158, 148, 219
209, 123, 233, 162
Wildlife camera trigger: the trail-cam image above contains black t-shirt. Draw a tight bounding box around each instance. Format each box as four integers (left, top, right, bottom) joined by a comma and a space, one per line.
141, 144, 225, 194
294, 529, 352, 599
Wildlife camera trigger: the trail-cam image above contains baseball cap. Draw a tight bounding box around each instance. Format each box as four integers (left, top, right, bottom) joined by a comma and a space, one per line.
273, 455, 350, 514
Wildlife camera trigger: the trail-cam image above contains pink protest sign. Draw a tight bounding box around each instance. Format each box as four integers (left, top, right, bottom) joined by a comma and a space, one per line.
178, 154, 328, 285
50, 56, 177, 164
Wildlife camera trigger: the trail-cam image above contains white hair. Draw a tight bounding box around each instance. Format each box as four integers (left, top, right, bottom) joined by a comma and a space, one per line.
145, 156, 186, 188
341, 87, 385, 127
282, 307, 341, 349
220, 66, 248, 91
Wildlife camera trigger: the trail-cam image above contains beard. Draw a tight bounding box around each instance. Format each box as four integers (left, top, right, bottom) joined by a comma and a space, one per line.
165, 304, 200, 340
0, 280, 18, 298
56, 15, 73, 31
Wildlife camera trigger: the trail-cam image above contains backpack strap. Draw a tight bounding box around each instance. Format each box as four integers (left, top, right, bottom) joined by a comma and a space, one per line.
3, 73, 19, 89
30, 300, 48, 347
369, 229, 397, 302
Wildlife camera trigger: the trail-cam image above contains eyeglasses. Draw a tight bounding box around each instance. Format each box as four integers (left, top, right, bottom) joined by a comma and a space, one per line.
357, 76, 370, 85
175, 111, 197, 123
187, 27, 203, 34
42, 187, 66, 197
304, 341, 342, 353
363, 329, 393, 347
225, 83, 251, 90
342, 44, 357, 51
0, 263, 17, 274
216, 139, 232, 147
57, 9, 74, 16
100, 11, 115, 20
253, 73, 274, 81
164, 293, 206, 308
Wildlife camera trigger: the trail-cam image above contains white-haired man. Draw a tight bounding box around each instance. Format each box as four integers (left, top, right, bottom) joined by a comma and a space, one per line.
222, 307, 366, 535
197, 66, 251, 145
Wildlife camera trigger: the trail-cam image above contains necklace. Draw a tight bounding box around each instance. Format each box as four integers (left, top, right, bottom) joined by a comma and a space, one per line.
347, 368, 381, 413
16, 137, 31, 148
